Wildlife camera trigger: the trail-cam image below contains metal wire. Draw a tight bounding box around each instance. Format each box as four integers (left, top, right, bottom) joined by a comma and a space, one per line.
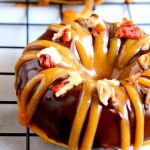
0, 0, 150, 150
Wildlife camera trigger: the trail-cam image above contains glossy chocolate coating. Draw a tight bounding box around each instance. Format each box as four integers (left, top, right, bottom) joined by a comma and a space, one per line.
16, 27, 150, 149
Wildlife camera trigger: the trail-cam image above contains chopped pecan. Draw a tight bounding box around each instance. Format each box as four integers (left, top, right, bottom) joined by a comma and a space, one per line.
97, 81, 111, 106
62, 28, 72, 42
91, 23, 106, 36
87, 13, 99, 28
126, 73, 141, 87
52, 81, 69, 96
52, 25, 71, 43
52, 71, 83, 97
97, 79, 119, 106
137, 54, 150, 70
116, 19, 143, 39
37, 46, 62, 67
39, 54, 55, 68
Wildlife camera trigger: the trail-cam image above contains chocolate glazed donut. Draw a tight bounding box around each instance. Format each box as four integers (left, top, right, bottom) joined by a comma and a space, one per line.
15, 12, 150, 150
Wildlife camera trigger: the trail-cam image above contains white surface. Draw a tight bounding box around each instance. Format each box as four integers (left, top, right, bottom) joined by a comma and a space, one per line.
0, 25, 26, 47
0, 4, 26, 23
95, 4, 129, 22
30, 137, 66, 150
0, 137, 26, 150
0, 105, 25, 133
28, 5, 61, 24
130, 4, 150, 24
0, 1, 150, 150
0, 75, 16, 101
0, 48, 22, 73
29, 25, 47, 42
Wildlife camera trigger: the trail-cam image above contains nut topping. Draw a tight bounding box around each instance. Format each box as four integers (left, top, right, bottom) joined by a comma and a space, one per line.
137, 54, 150, 70
116, 18, 143, 39
125, 73, 141, 87
52, 25, 71, 42
52, 71, 82, 97
39, 54, 55, 68
97, 79, 120, 106
37, 46, 62, 67
52, 81, 69, 95
87, 13, 99, 28
91, 23, 106, 36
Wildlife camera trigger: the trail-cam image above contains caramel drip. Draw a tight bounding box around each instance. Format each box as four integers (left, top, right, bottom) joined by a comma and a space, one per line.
114, 86, 130, 150
118, 62, 138, 80
20, 68, 70, 125
39, 0, 83, 5
118, 52, 150, 80
142, 70, 150, 78
107, 37, 121, 76
139, 77, 150, 88
95, 0, 103, 4
64, 19, 90, 39
80, 98, 102, 150
94, 31, 109, 78
120, 105, 130, 150
143, 140, 150, 146
81, 0, 94, 15
121, 81, 144, 150
25, 40, 75, 60
117, 36, 150, 69
39, 0, 132, 5
125, 0, 133, 3
75, 40, 93, 69
68, 81, 95, 150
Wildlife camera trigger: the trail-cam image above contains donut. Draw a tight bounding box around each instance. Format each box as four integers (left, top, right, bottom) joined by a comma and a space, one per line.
15, 12, 150, 150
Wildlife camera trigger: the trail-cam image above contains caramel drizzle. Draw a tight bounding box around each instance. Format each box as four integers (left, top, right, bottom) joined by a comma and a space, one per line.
68, 81, 95, 149
117, 36, 150, 69
75, 40, 93, 69
20, 68, 70, 125
15, 18, 150, 150
80, 97, 102, 150
139, 77, 150, 87
121, 81, 144, 150
120, 104, 130, 150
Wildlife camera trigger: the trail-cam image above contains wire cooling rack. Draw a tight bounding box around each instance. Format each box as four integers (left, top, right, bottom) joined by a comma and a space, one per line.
0, 0, 150, 150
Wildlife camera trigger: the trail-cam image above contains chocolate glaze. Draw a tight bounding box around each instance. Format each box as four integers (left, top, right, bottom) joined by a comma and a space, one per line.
16, 27, 150, 149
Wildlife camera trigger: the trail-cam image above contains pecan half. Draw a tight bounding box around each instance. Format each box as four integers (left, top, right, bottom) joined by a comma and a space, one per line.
116, 19, 143, 39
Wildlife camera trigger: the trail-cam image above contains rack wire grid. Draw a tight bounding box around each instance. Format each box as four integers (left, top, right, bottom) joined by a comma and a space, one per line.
0, 0, 150, 150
